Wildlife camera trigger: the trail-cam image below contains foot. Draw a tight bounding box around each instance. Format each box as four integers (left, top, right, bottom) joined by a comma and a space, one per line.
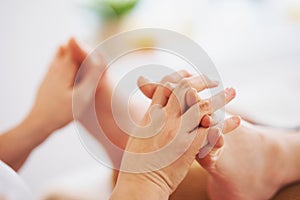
197, 121, 290, 200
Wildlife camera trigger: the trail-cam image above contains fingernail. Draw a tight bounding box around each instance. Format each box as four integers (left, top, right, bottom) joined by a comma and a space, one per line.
233, 116, 240, 124
210, 114, 219, 126
198, 145, 212, 159
138, 76, 151, 85
225, 87, 235, 96
208, 128, 221, 145
213, 80, 219, 85
186, 88, 197, 106
138, 76, 145, 82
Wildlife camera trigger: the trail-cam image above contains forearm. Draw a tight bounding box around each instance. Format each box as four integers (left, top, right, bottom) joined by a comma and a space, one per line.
0, 113, 53, 171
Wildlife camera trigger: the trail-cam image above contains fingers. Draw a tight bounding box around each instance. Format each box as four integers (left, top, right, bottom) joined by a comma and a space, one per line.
196, 116, 241, 168
137, 70, 191, 99
138, 71, 220, 117
222, 116, 241, 134
67, 38, 89, 64
196, 135, 224, 168
200, 115, 211, 128
185, 88, 198, 107
212, 88, 236, 112
184, 75, 219, 93
150, 83, 172, 107
181, 102, 201, 132
182, 88, 211, 130
165, 77, 220, 115
56, 45, 67, 57
137, 76, 157, 99
166, 80, 192, 115
186, 88, 211, 128
53, 39, 87, 84
161, 69, 191, 83
197, 128, 222, 159
133, 105, 166, 138
141, 70, 190, 106
74, 56, 103, 114
182, 87, 236, 130
198, 116, 240, 157
199, 87, 236, 115
138, 72, 218, 99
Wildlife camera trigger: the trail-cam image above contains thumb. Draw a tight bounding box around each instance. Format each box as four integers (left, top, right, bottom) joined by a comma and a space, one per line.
137, 76, 158, 99
73, 55, 104, 118
68, 37, 89, 64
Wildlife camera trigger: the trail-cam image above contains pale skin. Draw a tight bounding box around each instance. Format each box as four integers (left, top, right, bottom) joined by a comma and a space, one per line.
139, 78, 300, 200
72, 44, 300, 200
110, 73, 240, 200
1, 39, 299, 200
0, 37, 239, 200
0, 38, 100, 171
197, 123, 300, 200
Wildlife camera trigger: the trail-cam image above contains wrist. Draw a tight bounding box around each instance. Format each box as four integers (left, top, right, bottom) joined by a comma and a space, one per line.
110, 174, 169, 200
21, 112, 54, 148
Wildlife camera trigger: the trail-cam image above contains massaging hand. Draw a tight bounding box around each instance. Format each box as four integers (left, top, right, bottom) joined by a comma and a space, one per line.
28, 38, 101, 133
0, 38, 103, 171
110, 73, 238, 200
138, 71, 241, 161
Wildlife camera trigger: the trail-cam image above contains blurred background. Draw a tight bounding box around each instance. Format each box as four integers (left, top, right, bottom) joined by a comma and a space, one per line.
0, 0, 300, 199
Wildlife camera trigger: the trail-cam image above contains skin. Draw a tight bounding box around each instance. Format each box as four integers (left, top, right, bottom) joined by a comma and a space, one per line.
195, 123, 300, 200
139, 78, 300, 200
0, 38, 241, 199
0, 38, 99, 171
79, 67, 238, 162
110, 73, 240, 200
51, 41, 300, 200
10, 40, 296, 200
67, 41, 244, 199
38, 40, 300, 200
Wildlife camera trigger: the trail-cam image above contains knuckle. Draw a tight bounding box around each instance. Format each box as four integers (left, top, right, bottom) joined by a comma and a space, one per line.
179, 69, 189, 76
178, 79, 190, 89
200, 100, 212, 113
161, 75, 171, 83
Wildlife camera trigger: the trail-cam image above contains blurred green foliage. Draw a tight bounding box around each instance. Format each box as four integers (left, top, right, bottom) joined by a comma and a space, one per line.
90, 0, 139, 20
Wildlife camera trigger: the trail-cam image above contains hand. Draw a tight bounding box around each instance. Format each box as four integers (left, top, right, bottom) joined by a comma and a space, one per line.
138, 70, 241, 159
111, 73, 238, 199
28, 38, 100, 133
0, 38, 103, 170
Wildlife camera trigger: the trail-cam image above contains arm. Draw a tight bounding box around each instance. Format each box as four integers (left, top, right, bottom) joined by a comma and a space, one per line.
0, 114, 53, 171
0, 38, 98, 171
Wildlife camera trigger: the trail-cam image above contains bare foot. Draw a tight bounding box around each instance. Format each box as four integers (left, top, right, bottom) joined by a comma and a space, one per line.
197, 121, 300, 200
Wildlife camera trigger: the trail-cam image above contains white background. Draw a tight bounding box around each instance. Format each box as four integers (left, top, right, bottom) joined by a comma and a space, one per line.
0, 0, 300, 198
